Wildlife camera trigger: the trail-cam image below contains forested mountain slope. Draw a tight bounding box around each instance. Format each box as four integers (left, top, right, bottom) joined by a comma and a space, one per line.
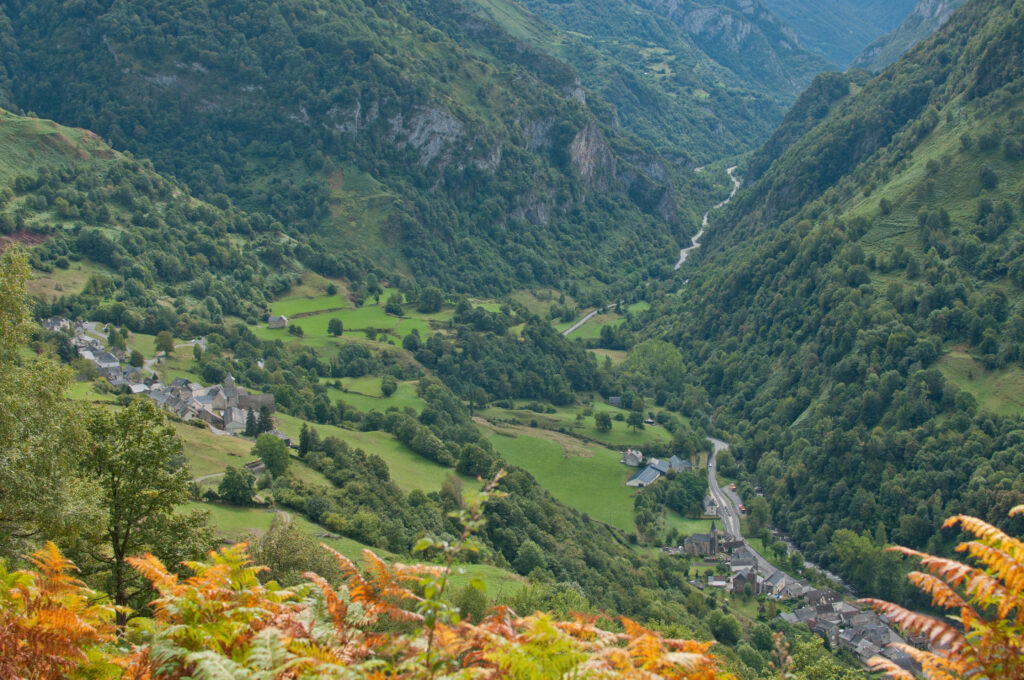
0, 107, 331, 331
852, 0, 969, 72
644, 0, 1024, 600
0, 0, 717, 297
759, 0, 915, 66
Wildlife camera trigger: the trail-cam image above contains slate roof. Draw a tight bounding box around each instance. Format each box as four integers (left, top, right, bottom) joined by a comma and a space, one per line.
648, 458, 670, 474
668, 455, 692, 471
626, 466, 661, 487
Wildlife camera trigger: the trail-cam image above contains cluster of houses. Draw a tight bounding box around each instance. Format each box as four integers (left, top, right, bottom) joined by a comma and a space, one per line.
67, 321, 147, 390
62, 318, 280, 438
147, 375, 275, 433
622, 449, 693, 487
781, 595, 915, 669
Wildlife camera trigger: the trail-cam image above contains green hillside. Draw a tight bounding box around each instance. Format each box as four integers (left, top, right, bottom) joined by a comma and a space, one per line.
639, 0, 1024, 602
852, 0, 969, 72
466, 0, 820, 158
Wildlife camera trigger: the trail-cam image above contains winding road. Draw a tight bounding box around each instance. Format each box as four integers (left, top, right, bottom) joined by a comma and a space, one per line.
675, 166, 741, 270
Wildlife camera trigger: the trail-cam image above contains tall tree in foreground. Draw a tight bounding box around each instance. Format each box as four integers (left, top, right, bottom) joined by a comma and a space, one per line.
862, 506, 1024, 679
81, 399, 211, 626
0, 245, 100, 558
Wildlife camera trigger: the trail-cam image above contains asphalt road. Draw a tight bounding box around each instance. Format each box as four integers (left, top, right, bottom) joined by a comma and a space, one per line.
706, 436, 777, 577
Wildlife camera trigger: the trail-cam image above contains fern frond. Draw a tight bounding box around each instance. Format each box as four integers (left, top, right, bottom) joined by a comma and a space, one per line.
956, 539, 1024, 596
905, 572, 969, 610
126, 553, 179, 591
944, 514, 1015, 547
866, 654, 920, 680
859, 598, 968, 655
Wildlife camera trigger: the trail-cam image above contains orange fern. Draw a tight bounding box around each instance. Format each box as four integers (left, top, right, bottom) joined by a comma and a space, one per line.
0, 542, 119, 680
0, 537, 731, 679
861, 508, 1024, 680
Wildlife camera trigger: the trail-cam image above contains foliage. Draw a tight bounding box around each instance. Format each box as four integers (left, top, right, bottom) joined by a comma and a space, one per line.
113, 541, 728, 679
253, 432, 291, 478
218, 466, 256, 506
81, 399, 211, 625
861, 505, 1024, 680
0, 542, 119, 679
0, 245, 100, 556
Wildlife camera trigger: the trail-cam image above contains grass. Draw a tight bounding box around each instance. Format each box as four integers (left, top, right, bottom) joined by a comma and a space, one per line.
937, 348, 1024, 417
27, 260, 110, 300
325, 165, 404, 271
588, 348, 627, 365
485, 429, 637, 532
664, 515, 714, 537
190, 502, 525, 593
320, 378, 426, 414
272, 412, 474, 493
0, 109, 114, 182
478, 399, 676, 450
254, 288, 450, 347
173, 421, 256, 478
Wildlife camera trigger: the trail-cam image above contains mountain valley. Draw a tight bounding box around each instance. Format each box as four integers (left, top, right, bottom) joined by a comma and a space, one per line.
2, 0, 1024, 677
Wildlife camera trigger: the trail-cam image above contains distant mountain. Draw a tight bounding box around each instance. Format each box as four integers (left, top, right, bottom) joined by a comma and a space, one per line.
759, 0, 917, 65
851, 0, 969, 71
512, 0, 833, 99
466, 0, 839, 164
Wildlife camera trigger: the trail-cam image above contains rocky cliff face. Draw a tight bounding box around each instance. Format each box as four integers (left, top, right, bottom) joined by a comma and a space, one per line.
851, 0, 968, 71
569, 120, 616, 191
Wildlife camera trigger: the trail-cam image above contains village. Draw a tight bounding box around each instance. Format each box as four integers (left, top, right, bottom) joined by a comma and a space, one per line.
54, 318, 289, 445
620, 446, 915, 671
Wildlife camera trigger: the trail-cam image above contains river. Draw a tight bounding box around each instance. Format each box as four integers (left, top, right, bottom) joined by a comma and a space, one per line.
674, 166, 741, 270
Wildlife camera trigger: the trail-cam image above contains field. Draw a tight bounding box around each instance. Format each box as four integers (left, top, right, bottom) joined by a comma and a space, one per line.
272, 412, 477, 493
938, 348, 1024, 417
561, 301, 652, 340
320, 377, 426, 414
478, 398, 677, 450
27, 260, 110, 300
486, 429, 637, 532
253, 283, 455, 347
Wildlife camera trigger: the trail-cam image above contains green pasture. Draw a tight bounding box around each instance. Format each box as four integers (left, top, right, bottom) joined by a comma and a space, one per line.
487, 430, 637, 532
28, 260, 110, 300
479, 399, 675, 449
272, 413, 470, 493
320, 378, 426, 414
938, 349, 1024, 418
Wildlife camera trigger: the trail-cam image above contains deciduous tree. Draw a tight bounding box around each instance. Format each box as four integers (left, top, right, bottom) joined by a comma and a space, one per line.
253, 432, 290, 477
0, 246, 100, 557
82, 399, 210, 625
